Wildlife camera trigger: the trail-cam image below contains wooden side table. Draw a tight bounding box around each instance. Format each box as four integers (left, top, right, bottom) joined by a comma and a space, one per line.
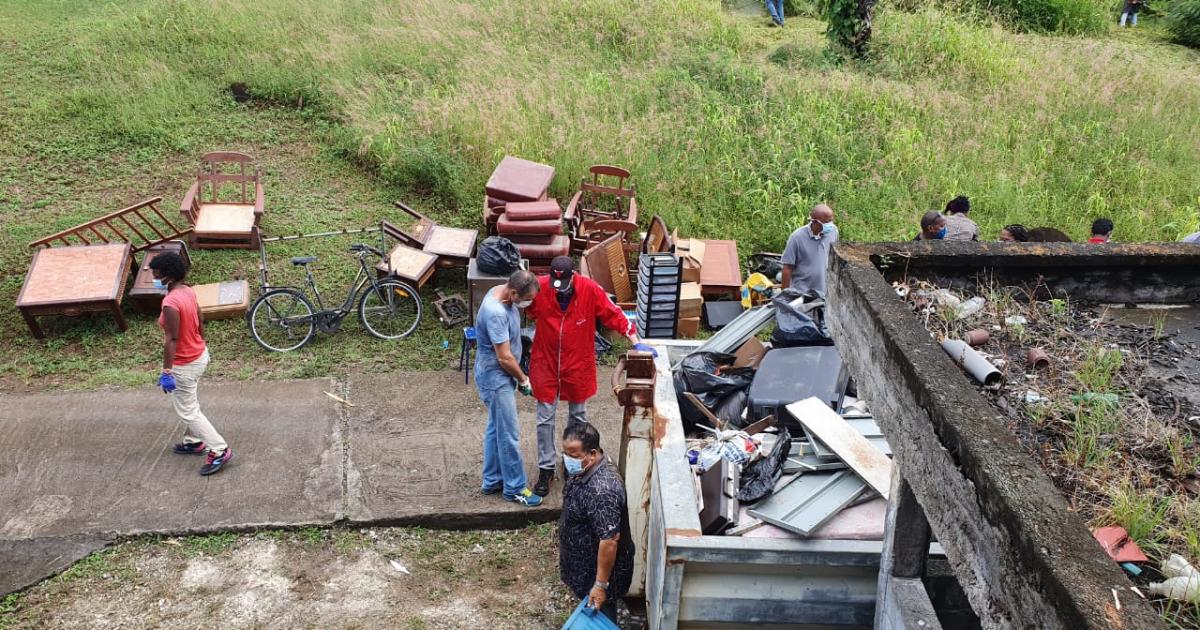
17, 243, 133, 338
699, 239, 743, 301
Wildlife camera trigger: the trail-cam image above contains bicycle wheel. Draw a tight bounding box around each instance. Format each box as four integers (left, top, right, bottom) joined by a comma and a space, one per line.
359, 279, 422, 340
248, 288, 316, 352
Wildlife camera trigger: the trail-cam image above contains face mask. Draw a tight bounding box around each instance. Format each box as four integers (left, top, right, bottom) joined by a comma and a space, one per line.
937, 227, 948, 240
821, 222, 836, 236
152, 278, 168, 290
516, 299, 533, 309
562, 453, 584, 476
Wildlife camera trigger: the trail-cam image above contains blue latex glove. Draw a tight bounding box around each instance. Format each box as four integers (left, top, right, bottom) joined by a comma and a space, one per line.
159, 372, 176, 394
632, 342, 658, 358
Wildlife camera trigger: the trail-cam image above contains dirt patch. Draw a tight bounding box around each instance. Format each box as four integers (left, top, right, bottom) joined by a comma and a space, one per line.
2, 526, 584, 629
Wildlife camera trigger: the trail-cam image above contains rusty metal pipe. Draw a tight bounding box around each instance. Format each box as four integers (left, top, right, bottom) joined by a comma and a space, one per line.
941, 339, 1003, 387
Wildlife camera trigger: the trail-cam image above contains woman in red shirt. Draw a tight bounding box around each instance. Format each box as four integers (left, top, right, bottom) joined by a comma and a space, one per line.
149, 253, 233, 476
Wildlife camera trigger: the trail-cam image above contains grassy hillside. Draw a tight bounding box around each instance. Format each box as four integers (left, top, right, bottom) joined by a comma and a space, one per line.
1, 0, 1199, 388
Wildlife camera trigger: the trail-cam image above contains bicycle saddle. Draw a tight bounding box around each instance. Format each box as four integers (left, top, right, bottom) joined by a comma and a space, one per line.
290, 255, 317, 266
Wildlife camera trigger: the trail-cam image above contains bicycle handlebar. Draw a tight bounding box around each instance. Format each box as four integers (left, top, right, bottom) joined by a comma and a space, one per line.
349, 243, 384, 257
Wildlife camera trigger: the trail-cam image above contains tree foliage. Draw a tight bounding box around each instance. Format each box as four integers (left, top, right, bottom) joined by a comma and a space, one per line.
1167, 0, 1200, 47
817, 0, 878, 56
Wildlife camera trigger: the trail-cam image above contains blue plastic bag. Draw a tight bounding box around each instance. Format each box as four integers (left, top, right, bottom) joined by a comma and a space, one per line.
561, 598, 620, 630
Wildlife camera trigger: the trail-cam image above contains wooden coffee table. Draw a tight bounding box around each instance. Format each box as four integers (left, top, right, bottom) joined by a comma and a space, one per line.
17, 243, 133, 338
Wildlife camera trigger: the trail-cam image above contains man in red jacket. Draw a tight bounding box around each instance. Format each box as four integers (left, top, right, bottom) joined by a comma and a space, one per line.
527, 256, 655, 496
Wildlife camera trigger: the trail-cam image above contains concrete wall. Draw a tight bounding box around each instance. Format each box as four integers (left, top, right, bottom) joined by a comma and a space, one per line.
825, 243, 1173, 629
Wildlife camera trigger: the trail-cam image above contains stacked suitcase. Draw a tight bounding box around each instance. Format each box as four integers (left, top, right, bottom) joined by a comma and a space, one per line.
636, 252, 682, 339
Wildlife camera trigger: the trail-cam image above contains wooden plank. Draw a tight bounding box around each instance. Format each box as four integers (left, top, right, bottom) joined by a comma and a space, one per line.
786, 397, 892, 499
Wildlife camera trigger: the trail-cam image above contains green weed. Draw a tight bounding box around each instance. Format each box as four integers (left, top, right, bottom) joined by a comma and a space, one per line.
1075, 345, 1124, 392
0, 593, 21, 629
181, 532, 238, 557
1104, 479, 1171, 554
1164, 432, 1200, 479
1064, 399, 1120, 467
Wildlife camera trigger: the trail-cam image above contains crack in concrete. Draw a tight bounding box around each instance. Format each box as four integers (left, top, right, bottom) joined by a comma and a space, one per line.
334, 376, 352, 523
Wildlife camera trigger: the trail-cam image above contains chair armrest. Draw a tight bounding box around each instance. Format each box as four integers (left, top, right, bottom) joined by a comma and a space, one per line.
180, 181, 200, 224
253, 179, 265, 216
626, 197, 638, 225
564, 190, 582, 223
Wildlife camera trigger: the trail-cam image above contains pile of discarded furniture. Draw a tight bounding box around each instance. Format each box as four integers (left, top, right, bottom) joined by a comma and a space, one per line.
661, 296, 895, 539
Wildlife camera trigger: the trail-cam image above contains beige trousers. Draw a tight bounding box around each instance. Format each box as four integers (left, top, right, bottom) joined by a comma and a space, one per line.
170, 350, 228, 453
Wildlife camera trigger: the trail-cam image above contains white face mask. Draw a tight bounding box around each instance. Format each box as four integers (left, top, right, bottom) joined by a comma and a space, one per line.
515, 299, 533, 309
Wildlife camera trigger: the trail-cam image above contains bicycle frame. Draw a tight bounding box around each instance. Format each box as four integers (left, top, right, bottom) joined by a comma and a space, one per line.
301, 253, 383, 317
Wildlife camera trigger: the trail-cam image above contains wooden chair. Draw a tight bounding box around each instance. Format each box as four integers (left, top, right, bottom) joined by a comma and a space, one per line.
567, 165, 639, 254
181, 151, 264, 249
580, 233, 635, 310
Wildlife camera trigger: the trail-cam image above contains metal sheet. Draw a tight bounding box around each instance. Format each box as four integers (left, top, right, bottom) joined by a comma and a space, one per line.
804, 415, 893, 458
749, 470, 868, 536
784, 441, 850, 474
673, 304, 775, 369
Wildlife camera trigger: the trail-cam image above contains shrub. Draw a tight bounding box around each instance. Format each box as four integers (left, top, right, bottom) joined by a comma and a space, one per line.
1166, 0, 1200, 47
970, 0, 1108, 34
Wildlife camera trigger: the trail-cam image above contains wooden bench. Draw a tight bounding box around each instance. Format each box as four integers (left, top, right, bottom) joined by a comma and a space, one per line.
18, 197, 192, 338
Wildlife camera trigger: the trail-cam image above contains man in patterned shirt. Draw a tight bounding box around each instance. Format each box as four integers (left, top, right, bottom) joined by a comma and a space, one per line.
558, 421, 635, 623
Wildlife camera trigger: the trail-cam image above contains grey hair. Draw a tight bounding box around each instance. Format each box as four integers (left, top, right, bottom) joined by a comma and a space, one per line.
507, 270, 539, 297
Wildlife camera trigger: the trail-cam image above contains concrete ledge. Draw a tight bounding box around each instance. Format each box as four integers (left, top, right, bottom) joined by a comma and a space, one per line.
827, 242, 1166, 629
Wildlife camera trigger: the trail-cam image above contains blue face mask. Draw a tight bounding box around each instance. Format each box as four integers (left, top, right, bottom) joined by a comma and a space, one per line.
152, 278, 168, 290
821, 222, 835, 236
936, 227, 948, 240
563, 453, 585, 476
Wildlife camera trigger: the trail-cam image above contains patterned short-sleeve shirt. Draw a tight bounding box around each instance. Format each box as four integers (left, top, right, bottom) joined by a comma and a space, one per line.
559, 458, 635, 599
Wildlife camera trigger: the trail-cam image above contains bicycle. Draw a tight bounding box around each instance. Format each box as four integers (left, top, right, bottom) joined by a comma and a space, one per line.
247, 243, 422, 352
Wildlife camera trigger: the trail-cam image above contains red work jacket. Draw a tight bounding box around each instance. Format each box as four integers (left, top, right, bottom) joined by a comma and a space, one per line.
526, 275, 634, 404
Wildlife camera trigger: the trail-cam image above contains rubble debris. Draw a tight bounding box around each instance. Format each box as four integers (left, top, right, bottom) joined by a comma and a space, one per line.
787, 398, 892, 499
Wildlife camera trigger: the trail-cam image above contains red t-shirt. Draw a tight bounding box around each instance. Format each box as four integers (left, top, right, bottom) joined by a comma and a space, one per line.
158, 285, 207, 365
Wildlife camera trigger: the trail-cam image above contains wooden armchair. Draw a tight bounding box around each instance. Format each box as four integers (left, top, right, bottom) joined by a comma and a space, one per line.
181, 151, 264, 249
567, 165, 639, 254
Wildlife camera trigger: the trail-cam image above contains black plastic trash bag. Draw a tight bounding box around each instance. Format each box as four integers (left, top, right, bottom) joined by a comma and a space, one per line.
736, 427, 792, 504
714, 389, 749, 429
673, 351, 755, 432
477, 236, 521, 275
770, 288, 834, 347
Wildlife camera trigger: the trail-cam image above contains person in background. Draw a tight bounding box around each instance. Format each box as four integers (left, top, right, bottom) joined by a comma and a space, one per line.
475, 270, 542, 507
781, 203, 839, 297
914, 211, 947, 241
942, 195, 979, 241
999, 224, 1029, 242
1089, 218, 1114, 243
525, 256, 656, 497
558, 421, 634, 624
765, 0, 785, 26
1120, 0, 1144, 26
150, 252, 233, 476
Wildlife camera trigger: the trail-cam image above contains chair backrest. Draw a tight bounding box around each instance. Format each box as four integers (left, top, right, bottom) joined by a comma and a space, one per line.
29, 197, 191, 253
579, 164, 635, 220
197, 151, 259, 204
582, 233, 633, 304
392, 200, 436, 247
642, 215, 674, 254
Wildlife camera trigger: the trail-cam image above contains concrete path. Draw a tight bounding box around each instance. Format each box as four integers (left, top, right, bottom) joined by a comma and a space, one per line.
0, 371, 623, 595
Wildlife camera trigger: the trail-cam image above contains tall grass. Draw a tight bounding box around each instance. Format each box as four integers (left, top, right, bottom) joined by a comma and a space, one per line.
2, 0, 1199, 251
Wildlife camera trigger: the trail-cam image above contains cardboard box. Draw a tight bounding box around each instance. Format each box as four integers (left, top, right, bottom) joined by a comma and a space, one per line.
679, 282, 703, 318
677, 316, 701, 338
194, 280, 250, 321
733, 336, 767, 369
676, 236, 706, 283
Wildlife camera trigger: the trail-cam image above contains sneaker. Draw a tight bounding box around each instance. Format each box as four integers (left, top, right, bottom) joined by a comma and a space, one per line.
481, 484, 502, 495
200, 447, 233, 476
533, 468, 555, 497
173, 441, 206, 455
503, 488, 544, 507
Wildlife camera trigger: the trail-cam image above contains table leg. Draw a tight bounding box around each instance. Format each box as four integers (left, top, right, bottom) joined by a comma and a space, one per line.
112, 303, 128, 332
20, 309, 45, 339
